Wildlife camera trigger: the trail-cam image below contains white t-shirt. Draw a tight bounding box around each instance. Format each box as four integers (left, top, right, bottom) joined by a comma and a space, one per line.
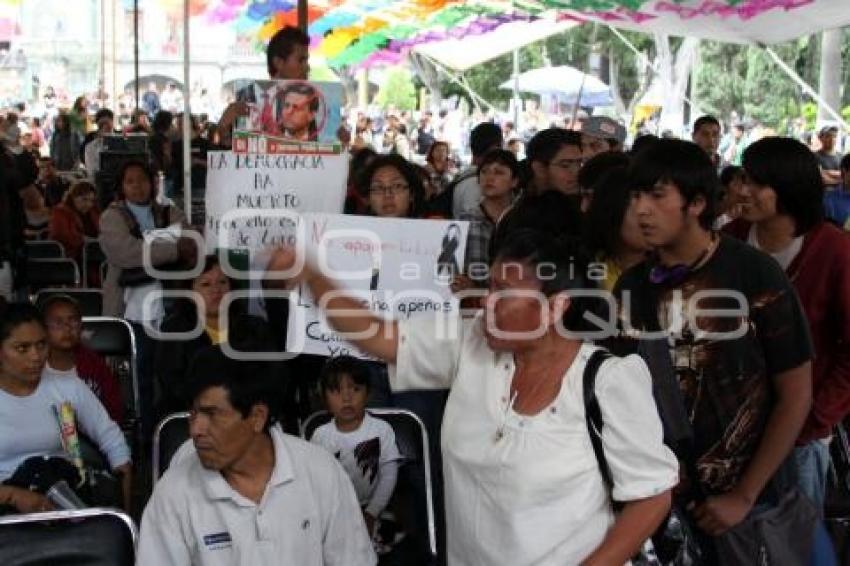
311, 413, 400, 517
137, 425, 376, 566
389, 314, 679, 566
747, 224, 804, 271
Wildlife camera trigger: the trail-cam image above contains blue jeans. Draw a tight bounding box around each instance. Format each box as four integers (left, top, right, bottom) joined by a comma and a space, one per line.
793, 440, 831, 512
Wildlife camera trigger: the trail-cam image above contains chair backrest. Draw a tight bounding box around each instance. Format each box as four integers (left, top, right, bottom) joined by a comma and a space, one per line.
26, 258, 80, 292
302, 408, 437, 559
0, 508, 137, 566
80, 317, 138, 436
25, 239, 65, 259
36, 288, 104, 317
82, 240, 106, 288
153, 411, 191, 484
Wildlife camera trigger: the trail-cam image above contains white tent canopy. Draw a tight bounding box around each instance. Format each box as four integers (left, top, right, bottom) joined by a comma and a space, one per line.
412, 17, 577, 72
563, 1, 850, 45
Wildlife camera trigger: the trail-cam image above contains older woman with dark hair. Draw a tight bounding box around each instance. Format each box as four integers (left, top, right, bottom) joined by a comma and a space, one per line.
99, 159, 196, 437
725, 137, 850, 512
155, 254, 276, 414
266, 230, 677, 565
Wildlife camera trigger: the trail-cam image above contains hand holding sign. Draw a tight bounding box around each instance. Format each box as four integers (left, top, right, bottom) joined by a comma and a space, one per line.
265, 245, 308, 289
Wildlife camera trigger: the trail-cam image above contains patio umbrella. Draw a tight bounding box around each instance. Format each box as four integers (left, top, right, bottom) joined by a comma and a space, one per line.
499, 65, 613, 107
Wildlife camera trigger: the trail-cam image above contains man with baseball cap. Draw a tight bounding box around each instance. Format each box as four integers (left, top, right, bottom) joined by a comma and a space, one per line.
580, 116, 627, 157
815, 125, 842, 188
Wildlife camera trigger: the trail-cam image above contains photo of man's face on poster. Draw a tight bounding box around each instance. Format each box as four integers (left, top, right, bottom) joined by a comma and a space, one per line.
277, 82, 321, 141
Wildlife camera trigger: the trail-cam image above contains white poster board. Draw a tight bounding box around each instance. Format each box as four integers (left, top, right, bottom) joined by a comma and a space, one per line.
286, 213, 469, 358
204, 151, 348, 254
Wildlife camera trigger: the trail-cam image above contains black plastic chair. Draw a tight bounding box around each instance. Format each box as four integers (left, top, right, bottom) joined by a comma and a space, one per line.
82, 240, 106, 288
0, 508, 137, 566
826, 422, 850, 561
25, 258, 80, 292
152, 411, 191, 484
80, 317, 139, 440
25, 239, 65, 259
36, 288, 104, 317
302, 408, 437, 562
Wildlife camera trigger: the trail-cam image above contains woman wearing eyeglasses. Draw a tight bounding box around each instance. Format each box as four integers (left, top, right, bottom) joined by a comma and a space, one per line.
361, 154, 425, 219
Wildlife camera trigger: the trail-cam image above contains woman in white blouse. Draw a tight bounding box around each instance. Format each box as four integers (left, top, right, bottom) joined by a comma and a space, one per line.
268, 229, 678, 565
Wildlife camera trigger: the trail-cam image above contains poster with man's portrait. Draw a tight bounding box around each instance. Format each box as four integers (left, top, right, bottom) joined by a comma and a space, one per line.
233, 79, 343, 144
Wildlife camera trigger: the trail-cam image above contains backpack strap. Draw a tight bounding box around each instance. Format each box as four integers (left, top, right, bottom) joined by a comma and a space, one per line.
110, 201, 172, 240
583, 348, 614, 491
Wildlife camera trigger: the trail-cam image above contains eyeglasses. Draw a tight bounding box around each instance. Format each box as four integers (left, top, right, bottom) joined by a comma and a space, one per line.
46, 319, 82, 331
369, 183, 410, 196
550, 158, 584, 171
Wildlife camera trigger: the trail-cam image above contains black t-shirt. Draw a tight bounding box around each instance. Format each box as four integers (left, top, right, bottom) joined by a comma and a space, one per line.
614, 235, 812, 495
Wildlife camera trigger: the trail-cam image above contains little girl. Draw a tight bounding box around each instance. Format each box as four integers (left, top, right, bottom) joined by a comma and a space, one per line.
311, 356, 400, 537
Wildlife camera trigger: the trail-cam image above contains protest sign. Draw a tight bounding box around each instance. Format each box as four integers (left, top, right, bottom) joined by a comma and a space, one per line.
204, 151, 348, 254
286, 213, 469, 358
233, 79, 343, 146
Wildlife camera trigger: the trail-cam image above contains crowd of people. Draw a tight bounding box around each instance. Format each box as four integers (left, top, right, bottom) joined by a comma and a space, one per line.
0, 24, 849, 566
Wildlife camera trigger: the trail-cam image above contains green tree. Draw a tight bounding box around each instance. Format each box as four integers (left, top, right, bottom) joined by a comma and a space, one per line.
375, 68, 418, 110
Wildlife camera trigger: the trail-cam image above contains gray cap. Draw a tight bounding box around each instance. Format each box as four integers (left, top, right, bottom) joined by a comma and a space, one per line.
581, 116, 627, 145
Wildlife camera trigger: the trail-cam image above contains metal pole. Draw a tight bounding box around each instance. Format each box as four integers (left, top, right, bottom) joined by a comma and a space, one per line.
133, 0, 139, 109
110, 0, 118, 108
762, 45, 849, 130
298, 0, 307, 31
100, 0, 105, 94
569, 73, 586, 128
512, 49, 520, 133
183, 0, 192, 221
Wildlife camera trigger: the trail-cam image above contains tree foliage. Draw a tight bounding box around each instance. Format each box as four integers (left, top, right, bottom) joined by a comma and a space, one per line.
375, 68, 418, 110
422, 25, 848, 130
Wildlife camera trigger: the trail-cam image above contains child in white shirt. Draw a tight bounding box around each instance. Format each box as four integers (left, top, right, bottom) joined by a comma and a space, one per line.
311, 356, 400, 537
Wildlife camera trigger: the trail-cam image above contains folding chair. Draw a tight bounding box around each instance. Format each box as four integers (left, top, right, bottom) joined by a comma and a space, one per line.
36, 288, 104, 317
25, 239, 65, 259
80, 317, 139, 442
25, 258, 80, 293
825, 422, 850, 562
0, 507, 137, 566
152, 411, 191, 484
82, 240, 106, 287
302, 408, 437, 562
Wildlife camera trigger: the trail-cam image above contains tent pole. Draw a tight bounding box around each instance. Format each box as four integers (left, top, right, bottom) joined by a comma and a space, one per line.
569, 72, 586, 127
182, 0, 192, 220
421, 54, 494, 112
512, 49, 520, 130
298, 0, 307, 31
133, 0, 139, 109
761, 45, 849, 130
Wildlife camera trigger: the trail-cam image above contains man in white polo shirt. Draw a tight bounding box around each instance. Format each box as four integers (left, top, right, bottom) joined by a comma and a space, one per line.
137, 347, 375, 566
